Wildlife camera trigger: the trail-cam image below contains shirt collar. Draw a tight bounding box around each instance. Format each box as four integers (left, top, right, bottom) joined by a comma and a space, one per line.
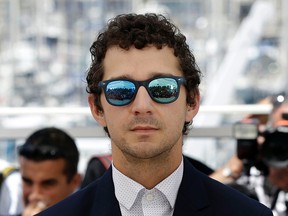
112, 158, 184, 210
155, 158, 183, 208
112, 163, 144, 210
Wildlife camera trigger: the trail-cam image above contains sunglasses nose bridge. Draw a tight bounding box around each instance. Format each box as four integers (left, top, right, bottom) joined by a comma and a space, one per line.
134, 80, 150, 96
132, 81, 153, 104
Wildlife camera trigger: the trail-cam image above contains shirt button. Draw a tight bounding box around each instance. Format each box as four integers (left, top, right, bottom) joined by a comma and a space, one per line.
146, 193, 154, 201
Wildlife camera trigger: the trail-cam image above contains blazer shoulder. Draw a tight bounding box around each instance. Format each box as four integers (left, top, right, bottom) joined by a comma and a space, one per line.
37, 168, 121, 216
175, 159, 273, 216
197, 170, 273, 215
36, 181, 101, 215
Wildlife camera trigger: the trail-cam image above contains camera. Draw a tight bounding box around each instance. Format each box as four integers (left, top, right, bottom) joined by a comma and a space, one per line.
261, 124, 288, 168
233, 113, 288, 175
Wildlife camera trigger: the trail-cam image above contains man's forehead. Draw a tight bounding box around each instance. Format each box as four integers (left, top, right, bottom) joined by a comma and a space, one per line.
20, 157, 66, 174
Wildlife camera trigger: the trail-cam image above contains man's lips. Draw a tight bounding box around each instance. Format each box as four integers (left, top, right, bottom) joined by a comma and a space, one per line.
130, 125, 158, 132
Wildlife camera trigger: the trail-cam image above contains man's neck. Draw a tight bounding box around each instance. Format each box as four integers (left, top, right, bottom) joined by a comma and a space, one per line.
112, 149, 182, 189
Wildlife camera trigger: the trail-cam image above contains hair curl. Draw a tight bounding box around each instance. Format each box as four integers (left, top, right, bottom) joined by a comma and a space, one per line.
86, 13, 201, 135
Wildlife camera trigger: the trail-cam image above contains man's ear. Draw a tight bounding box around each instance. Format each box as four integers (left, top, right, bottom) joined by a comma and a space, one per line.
186, 94, 200, 122
88, 94, 107, 127
71, 173, 82, 192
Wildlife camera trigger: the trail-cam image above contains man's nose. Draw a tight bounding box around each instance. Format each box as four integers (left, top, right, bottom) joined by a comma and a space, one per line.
28, 185, 43, 203
131, 86, 154, 114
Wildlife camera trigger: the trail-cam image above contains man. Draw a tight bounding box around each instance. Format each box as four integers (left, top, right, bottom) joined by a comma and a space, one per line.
228, 95, 288, 215
19, 127, 81, 216
37, 13, 272, 215
263, 99, 288, 215
266, 98, 288, 193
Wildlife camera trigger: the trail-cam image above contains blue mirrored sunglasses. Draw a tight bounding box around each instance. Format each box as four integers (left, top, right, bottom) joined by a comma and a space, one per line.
98, 76, 186, 106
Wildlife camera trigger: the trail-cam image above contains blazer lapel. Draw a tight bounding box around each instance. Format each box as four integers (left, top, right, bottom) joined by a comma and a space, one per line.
173, 158, 210, 216
90, 167, 122, 216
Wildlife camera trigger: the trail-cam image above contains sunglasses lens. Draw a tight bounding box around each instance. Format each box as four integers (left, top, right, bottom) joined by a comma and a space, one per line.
105, 80, 136, 106
149, 78, 179, 103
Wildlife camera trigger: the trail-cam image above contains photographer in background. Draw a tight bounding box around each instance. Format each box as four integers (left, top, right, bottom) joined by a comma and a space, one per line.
235, 94, 288, 216
264, 96, 288, 215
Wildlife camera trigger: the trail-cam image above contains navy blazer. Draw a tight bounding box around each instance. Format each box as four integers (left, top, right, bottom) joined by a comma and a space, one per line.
37, 158, 272, 216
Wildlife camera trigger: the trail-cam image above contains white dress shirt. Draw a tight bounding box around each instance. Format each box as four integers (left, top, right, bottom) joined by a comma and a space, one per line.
112, 158, 183, 216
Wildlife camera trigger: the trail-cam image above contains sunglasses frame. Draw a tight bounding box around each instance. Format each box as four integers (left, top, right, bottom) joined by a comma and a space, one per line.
98, 76, 186, 106
18, 144, 64, 160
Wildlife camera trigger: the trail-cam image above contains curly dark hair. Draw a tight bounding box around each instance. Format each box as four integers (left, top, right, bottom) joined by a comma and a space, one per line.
86, 13, 201, 135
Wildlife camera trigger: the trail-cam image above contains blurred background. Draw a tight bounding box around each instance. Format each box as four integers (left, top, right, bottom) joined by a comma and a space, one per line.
0, 0, 287, 173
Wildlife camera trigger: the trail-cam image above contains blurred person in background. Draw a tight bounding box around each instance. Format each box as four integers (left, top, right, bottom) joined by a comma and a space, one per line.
0, 159, 23, 216
18, 127, 81, 216
232, 93, 288, 215
263, 96, 288, 215
80, 154, 112, 189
